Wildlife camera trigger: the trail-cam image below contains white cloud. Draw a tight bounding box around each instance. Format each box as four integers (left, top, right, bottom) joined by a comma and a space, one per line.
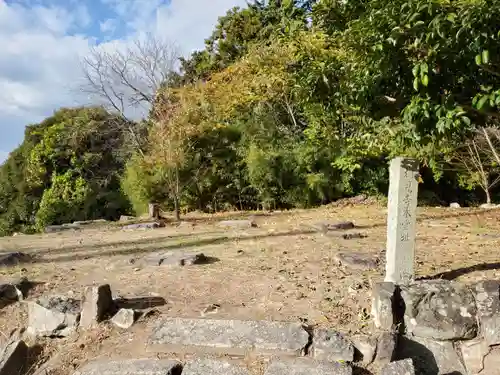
0, 0, 247, 157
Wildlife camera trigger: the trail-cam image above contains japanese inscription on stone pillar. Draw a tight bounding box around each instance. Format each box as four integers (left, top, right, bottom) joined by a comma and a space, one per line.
385, 157, 419, 284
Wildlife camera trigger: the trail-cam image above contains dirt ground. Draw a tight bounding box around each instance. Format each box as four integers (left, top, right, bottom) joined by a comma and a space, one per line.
1, 202, 500, 374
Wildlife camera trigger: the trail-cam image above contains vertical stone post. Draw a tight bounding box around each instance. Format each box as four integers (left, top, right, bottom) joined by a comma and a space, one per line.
149, 203, 160, 220
385, 157, 419, 284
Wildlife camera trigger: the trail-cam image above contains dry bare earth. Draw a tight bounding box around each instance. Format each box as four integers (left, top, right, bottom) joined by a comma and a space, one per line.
1, 203, 500, 374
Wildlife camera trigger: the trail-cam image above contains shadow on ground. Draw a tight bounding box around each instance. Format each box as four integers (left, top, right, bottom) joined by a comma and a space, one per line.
420, 262, 500, 281
30, 229, 316, 264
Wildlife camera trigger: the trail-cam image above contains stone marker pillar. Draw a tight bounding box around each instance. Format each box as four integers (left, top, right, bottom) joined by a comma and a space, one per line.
385, 157, 419, 284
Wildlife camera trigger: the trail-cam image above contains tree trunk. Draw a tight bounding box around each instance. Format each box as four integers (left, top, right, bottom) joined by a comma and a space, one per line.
173, 195, 181, 221
486, 188, 492, 204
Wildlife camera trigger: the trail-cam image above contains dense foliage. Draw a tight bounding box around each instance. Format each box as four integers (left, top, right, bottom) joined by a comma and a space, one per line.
0, 108, 132, 235
1, 0, 500, 234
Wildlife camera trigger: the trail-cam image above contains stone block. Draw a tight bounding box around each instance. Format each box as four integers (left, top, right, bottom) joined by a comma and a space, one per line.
80, 284, 114, 329
381, 359, 415, 375
27, 296, 80, 337
73, 359, 182, 375
482, 346, 500, 375
0, 340, 28, 375
148, 318, 309, 356
110, 309, 137, 329
264, 358, 352, 375
334, 252, 378, 271
122, 222, 160, 230
312, 329, 354, 362
460, 338, 489, 375
351, 334, 376, 365
474, 280, 500, 345
182, 358, 250, 375
371, 282, 396, 331
395, 336, 466, 375
374, 332, 396, 366
400, 280, 477, 340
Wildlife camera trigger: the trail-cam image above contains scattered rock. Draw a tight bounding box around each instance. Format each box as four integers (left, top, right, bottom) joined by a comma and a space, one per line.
218, 219, 257, 229
381, 359, 415, 375
79, 284, 114, 329
73, 359, 182, 375
395, 336, 466, 375
119, 215, 136, 222
0, 277, 30, 305
341, 233, 367, 240
400, 280, 477, 340
110, 308, 137, 329
73, 219, 107, 225
148, 318, 309, 356
460, 338, 489, 374
27, 296, 81, 337
201, 304, 220, 316
312, 329, 354, 362
313, 221, 355, 232
0, 252, 31, 267
182, 358, 250, 375
334, 252, 378, 271
371, 282, 396, 331
45, 224, 80, 233
264, 358, 352, 375
449, 202, 461, 208
374, 332, 397, 366
122, 222, 161, 230
351, 334, 376, 365
143, 251, 212, 266
0, 340, 28, 375
480, 203, 497, 209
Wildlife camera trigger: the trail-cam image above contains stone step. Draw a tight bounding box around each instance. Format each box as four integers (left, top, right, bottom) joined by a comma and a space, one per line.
72, 359, 182, 375
147, 318, 310, 356
71, 358, 352, 375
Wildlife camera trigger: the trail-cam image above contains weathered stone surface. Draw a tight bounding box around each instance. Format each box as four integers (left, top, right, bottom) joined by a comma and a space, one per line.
341, 233, 367, 240
313, 221, 355, 232
143, 251, 210, 267
474, 280, 500, 345
0, 252, 31, 267
400, 280, 477, 340
122, 222, 160, 230
460, 338, 489, 374
0, 340, 28, 375
482, 346, 500, 375
395, 336, 466, 375
371, 282, 396, 331
110, 308, 136, 329
73, 359, 182, 375
312, 329, 354, 362
27, 296, 80, 337
334, 252, 378, 271
351, 334, 376, 365
80, 284, 114, 329
0, 279, 25, 304
218, 220, 257, 229
183, 358, 250, 375
374, 332, 396, 366
264, 359, 352, 375
449, 202, 461, 208
381, 359, 415, 375
385, 157, 419, 284
73, 219, 107, 225
148, 318, 309, 356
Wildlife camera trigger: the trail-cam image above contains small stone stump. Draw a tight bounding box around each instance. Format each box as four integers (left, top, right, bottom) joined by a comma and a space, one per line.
27, 296, 81, 337
80, 284, 114, 329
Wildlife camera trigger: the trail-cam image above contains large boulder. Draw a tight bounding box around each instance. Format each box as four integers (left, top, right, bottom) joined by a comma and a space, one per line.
27, 296, 81, 337
400, 280, 477, 340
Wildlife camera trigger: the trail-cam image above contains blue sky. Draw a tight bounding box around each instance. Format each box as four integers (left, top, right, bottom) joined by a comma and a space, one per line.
0, 0, 247, 161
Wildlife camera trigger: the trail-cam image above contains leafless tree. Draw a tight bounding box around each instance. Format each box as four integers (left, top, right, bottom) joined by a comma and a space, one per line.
452, 127, 500, 204
80, 34, 181, 155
